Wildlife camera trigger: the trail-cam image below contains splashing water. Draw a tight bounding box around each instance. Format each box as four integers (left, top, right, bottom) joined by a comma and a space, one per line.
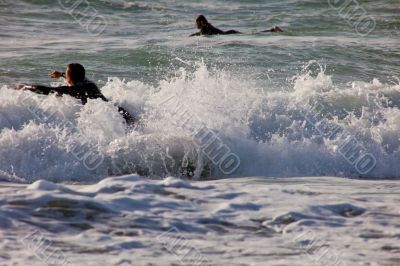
1, 61, 400, 182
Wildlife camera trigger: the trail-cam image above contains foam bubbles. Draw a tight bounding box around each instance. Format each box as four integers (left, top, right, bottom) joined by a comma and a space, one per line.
1, 62, 400, 182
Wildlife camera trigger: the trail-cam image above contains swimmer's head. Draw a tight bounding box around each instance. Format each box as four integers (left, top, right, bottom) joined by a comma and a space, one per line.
196, 15, 208, 29
66, 63, 85, 85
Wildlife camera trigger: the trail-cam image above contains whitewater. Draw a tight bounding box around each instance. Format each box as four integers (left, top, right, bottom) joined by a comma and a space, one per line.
1, 62, 400, 181
1, 0, 400, 265
1, 61, 400, 265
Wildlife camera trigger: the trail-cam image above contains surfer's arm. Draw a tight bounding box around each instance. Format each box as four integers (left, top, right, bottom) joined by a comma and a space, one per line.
189, 32, 201, 37
48, 71, 65, 79
223, 30, 241, 35
21, 85, 52, 94
27, 85, 71, 96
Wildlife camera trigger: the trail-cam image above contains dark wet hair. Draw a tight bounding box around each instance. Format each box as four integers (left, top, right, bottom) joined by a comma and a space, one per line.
67, 63, 85, 84
196, 15, 208, 25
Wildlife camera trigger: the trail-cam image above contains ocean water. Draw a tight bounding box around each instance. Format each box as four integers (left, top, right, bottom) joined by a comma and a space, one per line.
1, 0, 400, 265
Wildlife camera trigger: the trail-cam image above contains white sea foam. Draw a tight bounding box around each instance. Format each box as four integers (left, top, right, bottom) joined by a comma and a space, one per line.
1, 61, 400, 182
1, 175, 399, 265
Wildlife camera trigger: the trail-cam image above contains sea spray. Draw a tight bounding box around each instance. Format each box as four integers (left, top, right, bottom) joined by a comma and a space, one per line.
1, 61, 400, 182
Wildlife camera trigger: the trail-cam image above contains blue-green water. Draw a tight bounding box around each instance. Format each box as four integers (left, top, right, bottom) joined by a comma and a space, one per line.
1, 0, 399, 85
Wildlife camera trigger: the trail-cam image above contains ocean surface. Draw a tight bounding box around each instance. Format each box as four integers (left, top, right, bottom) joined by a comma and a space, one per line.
0, 0, 400, 265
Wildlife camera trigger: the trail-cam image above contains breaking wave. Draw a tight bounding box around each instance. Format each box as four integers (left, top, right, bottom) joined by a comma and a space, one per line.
1, 61, 400, 182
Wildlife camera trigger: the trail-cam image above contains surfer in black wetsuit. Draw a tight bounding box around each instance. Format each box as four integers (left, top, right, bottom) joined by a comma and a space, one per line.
189, 15, 241, 36
16, 63, 135, 125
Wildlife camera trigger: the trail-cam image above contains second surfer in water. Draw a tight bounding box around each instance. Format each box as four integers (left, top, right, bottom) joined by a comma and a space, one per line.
189, 15, 284, 36
189, 15, 241, 36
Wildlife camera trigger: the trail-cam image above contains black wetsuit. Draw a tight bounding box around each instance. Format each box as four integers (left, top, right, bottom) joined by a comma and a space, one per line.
32, 80, 135, 125
190, 23, 240, 36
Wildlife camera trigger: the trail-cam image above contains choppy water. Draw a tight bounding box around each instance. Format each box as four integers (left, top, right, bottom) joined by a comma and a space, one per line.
2, 176, 400, 266
2, 2, 400, 266
0, 0, 400, 181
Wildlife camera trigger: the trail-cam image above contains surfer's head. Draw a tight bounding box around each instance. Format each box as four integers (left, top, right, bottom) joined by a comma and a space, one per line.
66, 63, 85, 85
196, 15, 208, 29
